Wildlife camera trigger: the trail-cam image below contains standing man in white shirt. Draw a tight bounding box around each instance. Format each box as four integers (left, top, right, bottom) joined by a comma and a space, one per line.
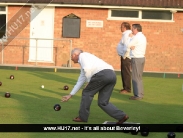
116, 22, 132, 94
61, 48, 129, 124
126, 24, 147, 100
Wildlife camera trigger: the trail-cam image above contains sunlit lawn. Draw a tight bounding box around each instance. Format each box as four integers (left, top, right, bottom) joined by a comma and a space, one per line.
0, 68, 183, 138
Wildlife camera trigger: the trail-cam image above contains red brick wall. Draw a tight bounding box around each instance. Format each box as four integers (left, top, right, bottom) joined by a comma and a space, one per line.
1, 6, 183, 73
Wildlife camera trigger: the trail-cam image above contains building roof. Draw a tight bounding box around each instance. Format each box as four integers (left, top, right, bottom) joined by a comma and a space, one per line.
0, 0, 183, 8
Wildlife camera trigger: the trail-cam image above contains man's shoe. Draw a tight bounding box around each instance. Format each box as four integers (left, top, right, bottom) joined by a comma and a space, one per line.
129, 96, 143, 100
116, 115, 129, 124
73, 117, 86, 122
120, 89, 131, 94
119, 89, 125, 92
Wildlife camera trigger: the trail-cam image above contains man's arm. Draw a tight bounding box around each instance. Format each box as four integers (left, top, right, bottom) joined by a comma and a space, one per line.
123, 35, 137, 59
61, 69, 86, 102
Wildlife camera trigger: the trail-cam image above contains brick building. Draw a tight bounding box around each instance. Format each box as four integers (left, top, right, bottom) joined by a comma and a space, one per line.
0, 0, 183, 73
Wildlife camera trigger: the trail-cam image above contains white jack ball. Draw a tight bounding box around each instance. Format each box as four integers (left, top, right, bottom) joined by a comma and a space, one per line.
41, 85, 44, 88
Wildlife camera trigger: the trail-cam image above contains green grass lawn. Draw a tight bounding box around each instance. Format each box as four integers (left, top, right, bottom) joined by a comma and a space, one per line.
0, 68, 183, 138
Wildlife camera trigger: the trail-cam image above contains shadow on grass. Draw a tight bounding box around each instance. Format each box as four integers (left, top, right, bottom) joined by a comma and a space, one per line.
28, 71, 78, 85
1, 69, 183, 126
1, 87, 183, 125
21, 88, 69, 97
0, 90, 83, 124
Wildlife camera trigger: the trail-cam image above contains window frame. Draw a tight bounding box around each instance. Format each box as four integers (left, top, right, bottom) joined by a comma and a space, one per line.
108, 9, 174, 22
0, 6, 7, 39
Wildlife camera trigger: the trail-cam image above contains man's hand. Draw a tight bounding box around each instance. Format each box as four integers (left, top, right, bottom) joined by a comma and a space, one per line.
61, 94, 72, 102
129, 33, 134, 37
130, 46, 135, 50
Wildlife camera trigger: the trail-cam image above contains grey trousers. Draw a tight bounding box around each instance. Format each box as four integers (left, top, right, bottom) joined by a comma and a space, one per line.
131, 58, 145, 98
79, 69, 126, 122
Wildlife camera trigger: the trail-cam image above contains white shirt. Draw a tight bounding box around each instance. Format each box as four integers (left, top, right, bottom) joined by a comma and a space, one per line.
128, 32, 147, 58
116, 30, 132, 57
70, 52, 114, 95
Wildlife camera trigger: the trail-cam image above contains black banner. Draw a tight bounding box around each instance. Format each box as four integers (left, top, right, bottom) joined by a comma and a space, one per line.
0, 124, 183, 132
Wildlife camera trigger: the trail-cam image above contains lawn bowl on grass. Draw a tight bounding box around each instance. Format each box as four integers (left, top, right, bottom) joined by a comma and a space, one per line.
63, 85, 69, 90
10, 75, 14, 80
5, 92, 11, 98
167, 132, 176, 138
54, 104, 61, 111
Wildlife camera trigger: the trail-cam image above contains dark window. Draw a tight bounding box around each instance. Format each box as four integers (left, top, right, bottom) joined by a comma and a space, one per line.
0, 6, 5, 11
111, 10, 139, 18
110, 9, 172, 21
142, 10, 172, 20
0, 7, 6, 38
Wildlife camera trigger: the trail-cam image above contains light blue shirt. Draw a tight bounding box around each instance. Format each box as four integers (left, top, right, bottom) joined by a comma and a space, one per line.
70, 52, 114, 95
116, 30, 132, 57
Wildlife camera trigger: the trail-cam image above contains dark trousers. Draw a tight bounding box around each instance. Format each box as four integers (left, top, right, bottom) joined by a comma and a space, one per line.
120, 57, 131, 92
79, 69, 126, 122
